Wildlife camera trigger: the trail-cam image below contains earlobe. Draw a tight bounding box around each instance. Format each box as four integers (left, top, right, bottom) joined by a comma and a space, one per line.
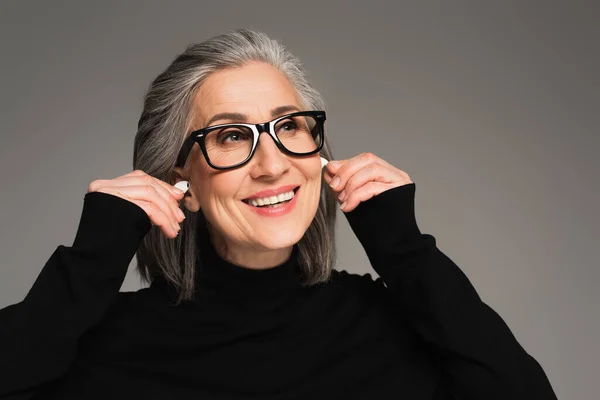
180, 196, 202, 213
177, 183, 202, 213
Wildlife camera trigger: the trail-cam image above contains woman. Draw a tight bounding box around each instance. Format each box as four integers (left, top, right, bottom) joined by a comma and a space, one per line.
0, 29, 556, 399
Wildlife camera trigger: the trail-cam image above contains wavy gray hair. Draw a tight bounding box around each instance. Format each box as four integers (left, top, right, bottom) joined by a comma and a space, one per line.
133, 29, 338, 303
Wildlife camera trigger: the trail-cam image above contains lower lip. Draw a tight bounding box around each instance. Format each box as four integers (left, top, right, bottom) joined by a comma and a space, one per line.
243, 187, 300, 217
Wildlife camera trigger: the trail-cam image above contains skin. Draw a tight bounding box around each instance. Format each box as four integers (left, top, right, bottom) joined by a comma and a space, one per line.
322, 154, 413, 210
172, 62, 323, 269
171, 61, 414, 271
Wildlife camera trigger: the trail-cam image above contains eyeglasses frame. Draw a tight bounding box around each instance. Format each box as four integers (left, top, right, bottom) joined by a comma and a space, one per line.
174, 110, 327, 170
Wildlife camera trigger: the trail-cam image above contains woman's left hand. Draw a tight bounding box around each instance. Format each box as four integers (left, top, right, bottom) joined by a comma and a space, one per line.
323, 152, 413, 213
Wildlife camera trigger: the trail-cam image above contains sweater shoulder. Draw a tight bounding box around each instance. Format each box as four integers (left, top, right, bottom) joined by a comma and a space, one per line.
331, 269, 384, 285
330, 269, 389, 299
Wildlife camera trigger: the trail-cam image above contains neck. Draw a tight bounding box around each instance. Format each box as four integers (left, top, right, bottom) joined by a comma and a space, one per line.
209, 230, 294, 270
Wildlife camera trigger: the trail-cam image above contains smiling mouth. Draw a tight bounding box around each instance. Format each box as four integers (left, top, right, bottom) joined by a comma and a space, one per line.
242, 186, 300, 207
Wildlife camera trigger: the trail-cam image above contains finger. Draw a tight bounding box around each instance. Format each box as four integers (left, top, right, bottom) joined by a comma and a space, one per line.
143, 174, 186, 199
138, 199, 180, 238
328, 154, 397, 175
340, 181, 396, 212
116, 184, 182, 232
133, 199, 180, 238
99, 188, 180, 238
115, 169, 146, 180
325, 159, 345, 175
328, 153, 383, 192
118, 170, 184, 199
111, 176, 185, 222
338, 163, 404, 203
322, 167, 334, 185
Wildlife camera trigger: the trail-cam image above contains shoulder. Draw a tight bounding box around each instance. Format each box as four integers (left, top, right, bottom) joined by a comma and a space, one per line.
99, 287, 167, 324
329, 269, 390, 301
331, 269, 382, 284
114, 286, 168, 309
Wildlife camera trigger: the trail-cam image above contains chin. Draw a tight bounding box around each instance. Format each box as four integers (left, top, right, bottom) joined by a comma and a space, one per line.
255, 228, 305, 250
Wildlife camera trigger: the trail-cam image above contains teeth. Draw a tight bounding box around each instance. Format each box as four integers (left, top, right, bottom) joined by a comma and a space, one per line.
248, 190, 295, 207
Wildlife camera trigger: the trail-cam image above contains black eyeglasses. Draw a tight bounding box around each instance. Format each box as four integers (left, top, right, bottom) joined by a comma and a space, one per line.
175, 110, 326, 170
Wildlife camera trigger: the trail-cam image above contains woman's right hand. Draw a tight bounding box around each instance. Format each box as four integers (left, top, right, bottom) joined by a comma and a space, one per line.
87, 170, 186, 239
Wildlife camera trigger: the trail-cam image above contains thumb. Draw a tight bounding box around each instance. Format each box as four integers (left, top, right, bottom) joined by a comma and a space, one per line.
326, 159, 343, 174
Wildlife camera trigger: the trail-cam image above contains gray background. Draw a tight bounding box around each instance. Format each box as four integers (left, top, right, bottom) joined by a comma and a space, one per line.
1, 1, 598, 398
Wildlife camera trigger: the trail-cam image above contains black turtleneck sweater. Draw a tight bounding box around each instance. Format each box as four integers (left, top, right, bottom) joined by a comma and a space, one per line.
0, 183, 557, 399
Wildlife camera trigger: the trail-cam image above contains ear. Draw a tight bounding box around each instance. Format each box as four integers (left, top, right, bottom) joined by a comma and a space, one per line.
170, 166, 186, 187
171, 166, 201, 212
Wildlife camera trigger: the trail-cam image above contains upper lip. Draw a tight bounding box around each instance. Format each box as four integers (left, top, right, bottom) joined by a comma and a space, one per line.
244, 184, 299, 200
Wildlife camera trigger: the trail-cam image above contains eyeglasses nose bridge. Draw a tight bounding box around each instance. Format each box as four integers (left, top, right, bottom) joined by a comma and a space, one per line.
254, 122, 280, 150
254, 122, 280, 146
255, 122, 270, 135
252, 122, 288, 160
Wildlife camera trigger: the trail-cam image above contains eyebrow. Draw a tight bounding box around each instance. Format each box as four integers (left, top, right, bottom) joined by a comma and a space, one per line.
204, 105, 300, 127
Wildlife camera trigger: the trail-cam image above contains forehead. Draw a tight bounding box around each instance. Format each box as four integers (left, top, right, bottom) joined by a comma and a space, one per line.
192, 62, 302, 126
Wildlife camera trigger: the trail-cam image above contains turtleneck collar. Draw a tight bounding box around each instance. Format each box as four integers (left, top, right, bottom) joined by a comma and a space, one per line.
194, 235, 304, 295
150, 216, 305, 306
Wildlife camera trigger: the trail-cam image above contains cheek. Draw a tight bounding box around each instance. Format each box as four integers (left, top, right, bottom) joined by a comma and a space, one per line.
203, 171, 245, 206
190, 165, 211, 199
301, 166, 324, 209
298, 158, 322, 180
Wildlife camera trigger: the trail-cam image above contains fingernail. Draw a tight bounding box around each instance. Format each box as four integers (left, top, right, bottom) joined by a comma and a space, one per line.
330, 176, 340, 188
177, 208, 185, 220
338, 191, 345, 202
329, 161, 340, 168
340, 201, 347, 210
172, 187, 184, 195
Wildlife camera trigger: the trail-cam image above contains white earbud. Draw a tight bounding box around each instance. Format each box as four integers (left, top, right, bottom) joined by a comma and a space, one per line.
174, 181, 190, 193
320, 157, 329, 169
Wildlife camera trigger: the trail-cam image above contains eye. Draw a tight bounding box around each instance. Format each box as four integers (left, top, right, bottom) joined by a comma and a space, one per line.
217, 128, 252, 144
281, 121, 297, 131
276, 119, 299, 135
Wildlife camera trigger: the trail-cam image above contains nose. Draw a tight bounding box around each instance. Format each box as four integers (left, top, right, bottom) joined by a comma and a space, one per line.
248, 131, 289, 179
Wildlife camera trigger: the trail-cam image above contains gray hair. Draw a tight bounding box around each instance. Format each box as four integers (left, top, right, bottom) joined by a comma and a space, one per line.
133, 29, 338, 304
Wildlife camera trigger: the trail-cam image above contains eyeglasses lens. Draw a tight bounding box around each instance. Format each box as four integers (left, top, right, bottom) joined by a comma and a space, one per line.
203, 115, 322, 168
